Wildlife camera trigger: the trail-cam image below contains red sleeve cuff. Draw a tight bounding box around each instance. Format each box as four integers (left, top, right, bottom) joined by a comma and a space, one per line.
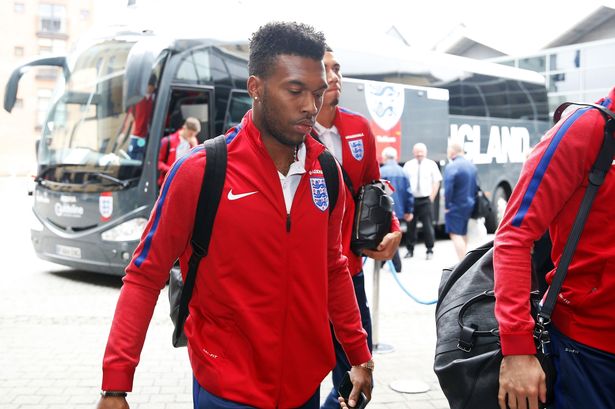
102, 367, 136, 392
390, 214, 401, 232
344, 343, 372, 366
500, 332, 537, 356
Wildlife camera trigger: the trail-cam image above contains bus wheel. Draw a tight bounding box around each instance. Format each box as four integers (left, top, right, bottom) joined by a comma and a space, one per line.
485, 186, 509, 233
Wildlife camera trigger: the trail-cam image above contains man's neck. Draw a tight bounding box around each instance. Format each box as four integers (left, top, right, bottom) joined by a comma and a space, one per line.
316, 103, 337, 128
261, 133, 297, 176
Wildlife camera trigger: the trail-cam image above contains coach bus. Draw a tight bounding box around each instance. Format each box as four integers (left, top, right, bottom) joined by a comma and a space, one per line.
336, 45, 550, 232
4, 28, 251, 275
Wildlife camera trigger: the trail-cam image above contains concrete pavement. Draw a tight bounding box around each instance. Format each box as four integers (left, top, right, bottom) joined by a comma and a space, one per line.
0, 176, 492, 408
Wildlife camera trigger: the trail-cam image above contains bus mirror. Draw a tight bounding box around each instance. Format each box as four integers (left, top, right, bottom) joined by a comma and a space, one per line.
123, 37, 167, 110
4, 55, 67, 113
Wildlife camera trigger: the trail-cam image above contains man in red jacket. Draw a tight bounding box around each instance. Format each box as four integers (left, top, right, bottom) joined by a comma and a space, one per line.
97, 22, 372, 409
494, 88, 615, 409
313, 47, 402, 409
157, 117, 200, 186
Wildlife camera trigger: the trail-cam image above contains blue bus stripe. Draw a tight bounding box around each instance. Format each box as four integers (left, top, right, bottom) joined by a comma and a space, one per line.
511, 107, 589, 227
134, 145, 205, 267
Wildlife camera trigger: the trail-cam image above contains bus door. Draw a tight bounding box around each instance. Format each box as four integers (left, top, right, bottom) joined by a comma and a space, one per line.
164, 85, 215, 142
156, 84, 214, 190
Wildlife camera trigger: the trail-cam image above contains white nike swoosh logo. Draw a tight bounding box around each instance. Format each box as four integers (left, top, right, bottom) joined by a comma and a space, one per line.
227, 189, 258, 201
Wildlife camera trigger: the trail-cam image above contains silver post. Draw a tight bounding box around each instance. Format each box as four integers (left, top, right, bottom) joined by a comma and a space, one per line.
372, 259, 394, 354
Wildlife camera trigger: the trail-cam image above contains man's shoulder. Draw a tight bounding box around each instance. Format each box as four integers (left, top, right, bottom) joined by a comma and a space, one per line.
336, 106, 370, 129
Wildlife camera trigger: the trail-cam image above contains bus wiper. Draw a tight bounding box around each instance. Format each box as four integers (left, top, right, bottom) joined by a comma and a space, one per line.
90, 172, 131, 188
34, 164, 73, 184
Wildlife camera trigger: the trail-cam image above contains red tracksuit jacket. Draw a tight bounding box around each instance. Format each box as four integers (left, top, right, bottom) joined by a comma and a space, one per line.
102, 111, 371, 408
313, 107, 401, 275
494, 88, 615, 355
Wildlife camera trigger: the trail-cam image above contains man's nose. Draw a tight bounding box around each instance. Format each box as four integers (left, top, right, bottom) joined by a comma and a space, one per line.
302, 94, 319, 116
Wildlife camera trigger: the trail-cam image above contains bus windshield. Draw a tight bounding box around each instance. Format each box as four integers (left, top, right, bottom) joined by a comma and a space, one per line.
37, 39, 142, 190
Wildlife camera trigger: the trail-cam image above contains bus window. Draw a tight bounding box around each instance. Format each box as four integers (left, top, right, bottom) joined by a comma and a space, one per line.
224, 90, 251, 130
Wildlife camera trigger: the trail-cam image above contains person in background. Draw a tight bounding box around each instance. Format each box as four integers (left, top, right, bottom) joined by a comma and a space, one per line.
121, 73, 157, 161
402, 142, 442, 260
97, 22, 373, 409
312, 46, 401, 409
443, 142, 476, 260
157, 117, 201, 186
379, 146, 413, 272
495, 88, 615, 409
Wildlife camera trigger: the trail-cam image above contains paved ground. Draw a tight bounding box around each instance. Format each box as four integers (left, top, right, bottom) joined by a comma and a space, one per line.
0, 176, 493, 409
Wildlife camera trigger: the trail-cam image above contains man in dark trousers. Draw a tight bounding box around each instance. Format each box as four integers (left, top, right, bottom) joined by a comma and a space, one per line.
402, 142, 442, 260
97, 22, 372, 409
495, 88, 615, 409
443, 142, 477, 260
380, 146, 413, 272
312, 46, 402, 409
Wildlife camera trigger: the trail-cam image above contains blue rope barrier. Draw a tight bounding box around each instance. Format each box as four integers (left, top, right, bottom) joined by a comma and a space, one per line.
362, 257, 437, 305
385, 260, 438, 305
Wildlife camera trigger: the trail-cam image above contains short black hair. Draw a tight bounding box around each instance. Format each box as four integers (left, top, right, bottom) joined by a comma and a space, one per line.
248, 21, 326, 78
148, 73, 157, 86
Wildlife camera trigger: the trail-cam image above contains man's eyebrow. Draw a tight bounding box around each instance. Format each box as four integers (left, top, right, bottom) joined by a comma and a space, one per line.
287, 79, 328, 91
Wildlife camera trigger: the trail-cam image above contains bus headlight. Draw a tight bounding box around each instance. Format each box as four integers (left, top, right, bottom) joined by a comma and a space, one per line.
101, 218, 147, 242
30, 210, 44, 232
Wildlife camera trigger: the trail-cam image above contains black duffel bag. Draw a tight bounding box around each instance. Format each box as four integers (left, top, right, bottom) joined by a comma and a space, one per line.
433, 241, 554, 409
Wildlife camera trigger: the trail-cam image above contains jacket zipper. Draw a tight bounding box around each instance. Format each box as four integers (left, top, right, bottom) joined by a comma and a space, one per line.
286, 213, 291, 232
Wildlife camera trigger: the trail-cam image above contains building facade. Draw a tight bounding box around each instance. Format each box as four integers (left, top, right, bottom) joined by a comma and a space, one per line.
0, 0, 97, 176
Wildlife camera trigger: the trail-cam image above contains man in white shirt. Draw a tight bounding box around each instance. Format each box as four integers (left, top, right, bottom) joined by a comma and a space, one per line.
402, 142, 442, 260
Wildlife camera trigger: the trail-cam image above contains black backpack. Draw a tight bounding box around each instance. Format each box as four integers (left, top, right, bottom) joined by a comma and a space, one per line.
169, 135, 341, 347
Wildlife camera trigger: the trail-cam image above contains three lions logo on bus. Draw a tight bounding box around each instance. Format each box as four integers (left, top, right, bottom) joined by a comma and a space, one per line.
364, 82, 405, 131
310, 177, 329, 212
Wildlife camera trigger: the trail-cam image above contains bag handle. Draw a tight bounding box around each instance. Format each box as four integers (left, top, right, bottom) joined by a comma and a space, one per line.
538, 103, 615, 324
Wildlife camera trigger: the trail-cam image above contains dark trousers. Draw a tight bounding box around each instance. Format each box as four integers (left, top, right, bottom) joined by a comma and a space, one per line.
406, 197, 435, 252
550, 326, 615, 409
321, 273, 373, 409
193, 378, 319, 409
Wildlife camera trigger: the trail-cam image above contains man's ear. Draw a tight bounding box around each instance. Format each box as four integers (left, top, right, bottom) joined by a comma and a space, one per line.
247, 75, 262, 100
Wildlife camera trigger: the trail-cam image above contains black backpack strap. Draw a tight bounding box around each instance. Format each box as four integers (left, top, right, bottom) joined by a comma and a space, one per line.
175, 134, 227, 336
311, 129, 355, 195
539, 104, 615, 322
318, 149, 339, 216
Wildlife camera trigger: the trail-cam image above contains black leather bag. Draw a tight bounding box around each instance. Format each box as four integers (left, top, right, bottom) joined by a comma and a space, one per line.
350, 180, 393, 254
434, 101, 615, 409
471, 186, 491, 219
434, 241, 554, 409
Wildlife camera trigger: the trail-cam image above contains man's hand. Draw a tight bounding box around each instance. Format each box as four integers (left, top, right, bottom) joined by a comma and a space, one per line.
403, 213, 413, 222
97, 396, 129, 409
498, 355, 546, 409
338, 365, 373, 408
362, 231, 401, 260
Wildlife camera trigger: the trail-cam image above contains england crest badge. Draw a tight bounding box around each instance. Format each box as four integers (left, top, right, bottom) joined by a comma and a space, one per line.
99, 192, 113, 221
310, 177, 329, 212
348, 139, 364, 161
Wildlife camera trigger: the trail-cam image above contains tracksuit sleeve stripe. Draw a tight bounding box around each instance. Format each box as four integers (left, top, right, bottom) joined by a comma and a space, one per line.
511, 108, 589, 227
134, 145, 205, 267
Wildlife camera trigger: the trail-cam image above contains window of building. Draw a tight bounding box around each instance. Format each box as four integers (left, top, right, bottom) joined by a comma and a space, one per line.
39, 4, 66, 34
80, 9, 90, 20
549, 49, 580, 71
14, 2, 25, 13
14, 46, 24, 57
519, 56, 546, 73
38, 38, 66, 55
